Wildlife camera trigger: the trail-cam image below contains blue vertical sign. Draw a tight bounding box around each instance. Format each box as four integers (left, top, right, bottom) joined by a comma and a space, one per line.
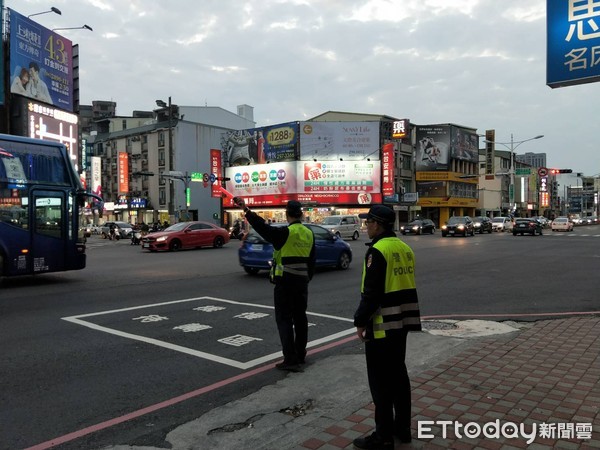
547, 0, 600, 88
0, 0, 4, 106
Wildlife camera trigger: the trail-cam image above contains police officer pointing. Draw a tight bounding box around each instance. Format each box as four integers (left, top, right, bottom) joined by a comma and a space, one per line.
233, 198, 316, 372
353, 204, 422, 450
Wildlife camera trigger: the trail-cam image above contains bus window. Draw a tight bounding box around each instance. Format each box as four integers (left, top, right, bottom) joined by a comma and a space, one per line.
35, 195, 63, 238
0, 198, 28, 229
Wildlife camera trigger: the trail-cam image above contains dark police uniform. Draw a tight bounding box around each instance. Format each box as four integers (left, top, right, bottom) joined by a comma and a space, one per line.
243, 202, 316, 368
354, 210, 422, 445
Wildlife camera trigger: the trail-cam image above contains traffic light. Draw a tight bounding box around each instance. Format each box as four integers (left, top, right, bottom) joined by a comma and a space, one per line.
549, 169, 573, 174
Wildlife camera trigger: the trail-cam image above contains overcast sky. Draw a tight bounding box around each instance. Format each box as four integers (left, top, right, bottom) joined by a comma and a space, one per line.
8, 0, 599, 178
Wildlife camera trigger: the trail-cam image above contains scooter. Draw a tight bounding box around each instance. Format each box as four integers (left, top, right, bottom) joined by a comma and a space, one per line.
130, 231, 142, 245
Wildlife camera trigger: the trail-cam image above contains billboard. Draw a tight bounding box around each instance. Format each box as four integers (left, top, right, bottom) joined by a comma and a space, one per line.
547, 0, 600, 88
0, 0, 4, 106
91, 156, 102, 199
222, 122, 298, 167
26, 100, 79, 169
415, 126, 451, 171
451, 126, 479, 163
210, 149, 223, 198
381, 143, 395, 197
8, 8, 74, 110
118, 152, 129, 194
299, 121, 380, 161
224, 160, 382, 207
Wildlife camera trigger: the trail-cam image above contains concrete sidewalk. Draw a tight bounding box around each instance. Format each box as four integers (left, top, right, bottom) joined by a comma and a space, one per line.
108, 316, 599, 450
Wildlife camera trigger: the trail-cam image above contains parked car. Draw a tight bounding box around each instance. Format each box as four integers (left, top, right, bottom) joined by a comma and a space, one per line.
512, 218, 543, 236
238, 223, 352, 275
100, 221, 134, 240
551, 217, 574, 232
492, 216, 514, 232
473, 216, 493, 234
400, 219, 436, 235
319, 215, 361, 240
142, 221, 229, 251
441, 216, 474, 237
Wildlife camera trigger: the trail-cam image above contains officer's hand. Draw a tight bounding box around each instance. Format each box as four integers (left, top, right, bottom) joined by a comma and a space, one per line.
233, 197, 245, 208
356, 327, 367, 342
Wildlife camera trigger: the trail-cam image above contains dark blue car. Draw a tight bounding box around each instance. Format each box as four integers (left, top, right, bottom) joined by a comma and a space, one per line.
238, 223, 353, 275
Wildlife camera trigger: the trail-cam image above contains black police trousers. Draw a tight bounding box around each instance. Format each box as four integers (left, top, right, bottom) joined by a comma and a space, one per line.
365, 329, 411, 439
273, 280, 308, 364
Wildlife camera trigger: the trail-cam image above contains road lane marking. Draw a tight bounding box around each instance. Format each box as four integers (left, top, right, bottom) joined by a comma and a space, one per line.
62, 296, 354, 370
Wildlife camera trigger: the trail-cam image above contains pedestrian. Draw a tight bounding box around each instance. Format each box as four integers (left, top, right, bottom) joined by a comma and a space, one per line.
352, 204, 422, 449
233, 197, 316, 372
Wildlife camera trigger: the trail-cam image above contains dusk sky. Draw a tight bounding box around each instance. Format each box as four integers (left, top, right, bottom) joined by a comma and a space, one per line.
9, 0, 600, 180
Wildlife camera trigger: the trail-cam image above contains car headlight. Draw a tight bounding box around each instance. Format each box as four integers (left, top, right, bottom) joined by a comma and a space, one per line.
156, 236, 168, 242
458, 225, 465, 230
442, 225, 447, 230
412, 226, 419, 231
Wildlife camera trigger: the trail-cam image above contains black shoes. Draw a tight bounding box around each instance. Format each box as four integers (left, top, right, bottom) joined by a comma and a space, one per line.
275, 361, 302, 372
353, 432, 394, 450
395, 427, 412, 443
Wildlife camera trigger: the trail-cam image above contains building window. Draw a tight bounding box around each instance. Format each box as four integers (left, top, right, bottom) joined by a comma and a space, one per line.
158, 132, 165, 147
159, 149, 165, 167
159, 188, 166, 206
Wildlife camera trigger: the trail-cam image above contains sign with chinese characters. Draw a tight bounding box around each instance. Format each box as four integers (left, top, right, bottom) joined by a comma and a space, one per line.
547, 0, 600, 88
381, 143, 395, 197
8, 8, 74, 110
485, 129, 495, 175
392, 119, 409, 139
118, 152, 129, 194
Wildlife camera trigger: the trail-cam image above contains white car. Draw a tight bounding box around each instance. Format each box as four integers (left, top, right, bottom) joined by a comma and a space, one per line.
551, 217, 574, 232
320, 215, 361, 240
491, 217, 513, 232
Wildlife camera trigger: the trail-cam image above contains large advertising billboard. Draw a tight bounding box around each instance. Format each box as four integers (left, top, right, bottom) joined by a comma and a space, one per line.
451, 126, 479, 164
299, 121, 380, 161
8, 8, 74, 111
222, 122, 298, 167
547, 0, 600, 88
223, 160, 382, 207
91, 156, 102, 199
118, 152, 129, 194
26, 100, 79, 169
415, 126, 451, 171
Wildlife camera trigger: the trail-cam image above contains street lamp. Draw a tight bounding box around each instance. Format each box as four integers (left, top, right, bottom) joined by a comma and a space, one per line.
484, 134, 544, 213
52, 25, 94, 32
28, 7, 62, 18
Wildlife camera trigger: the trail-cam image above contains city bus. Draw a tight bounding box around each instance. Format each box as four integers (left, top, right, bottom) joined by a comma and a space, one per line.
0, 134, 99, 277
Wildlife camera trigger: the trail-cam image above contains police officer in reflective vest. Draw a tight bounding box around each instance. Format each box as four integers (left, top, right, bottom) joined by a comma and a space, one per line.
353, 204, 422, 450
234, 198, 316, 372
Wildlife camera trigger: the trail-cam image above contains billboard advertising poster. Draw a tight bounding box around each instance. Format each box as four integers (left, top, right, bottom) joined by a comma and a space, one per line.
415, 126, 451, 171
225, 161, 298, 205
547, 0, 600, 88
9, 9, 73, 111
118, 152, 129, 194
451, 126, 479, 163
381, 143, 395, 197
222, 122, 298, 167
27, 101, 79, 169
210, 149, 223, 198
224, 160, 382, 207
299, 121, 380, 161
91, 156, 102, 199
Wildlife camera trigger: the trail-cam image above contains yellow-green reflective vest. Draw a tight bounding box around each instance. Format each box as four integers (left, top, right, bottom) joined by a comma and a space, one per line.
361, 237, 421, 338
271, 223, 314, 282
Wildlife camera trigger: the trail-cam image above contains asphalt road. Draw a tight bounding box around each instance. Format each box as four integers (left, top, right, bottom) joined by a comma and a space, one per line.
1, 225, 599, 449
